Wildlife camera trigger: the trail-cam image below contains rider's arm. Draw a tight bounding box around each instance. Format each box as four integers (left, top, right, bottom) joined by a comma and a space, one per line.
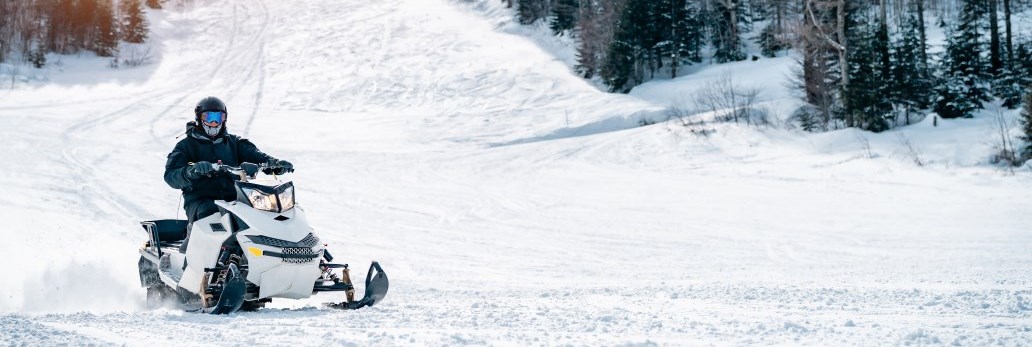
238, 138, 275, 164
164, 142, 195, 189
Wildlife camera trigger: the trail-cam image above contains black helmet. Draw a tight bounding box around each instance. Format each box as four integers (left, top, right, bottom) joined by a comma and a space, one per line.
194, 96, 228, 137
194, 96, 227, 118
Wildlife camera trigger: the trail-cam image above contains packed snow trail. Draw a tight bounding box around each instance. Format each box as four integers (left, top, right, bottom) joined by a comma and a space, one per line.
1, 0, 1030, 345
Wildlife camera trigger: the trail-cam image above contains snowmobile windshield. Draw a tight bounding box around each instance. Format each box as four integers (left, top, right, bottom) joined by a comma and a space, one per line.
237, 181, 295, 213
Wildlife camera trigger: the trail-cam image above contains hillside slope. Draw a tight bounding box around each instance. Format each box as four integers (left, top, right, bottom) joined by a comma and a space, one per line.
0, 0, 1029, 345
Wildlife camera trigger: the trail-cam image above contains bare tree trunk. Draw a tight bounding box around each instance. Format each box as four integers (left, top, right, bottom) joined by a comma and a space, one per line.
917, 0, 928, 71
1004, 0, 1013, 63
879, 0, 890, 84
670, 4, 678, 78
727, 0, 738, 54
834, 0, 848, 127
880, 0, 887, 27
990, 0, 1001, 74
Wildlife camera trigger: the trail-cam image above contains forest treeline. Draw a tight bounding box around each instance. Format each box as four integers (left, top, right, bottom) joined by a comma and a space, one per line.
0, 0, 160, 68
506, 0, 1032, 140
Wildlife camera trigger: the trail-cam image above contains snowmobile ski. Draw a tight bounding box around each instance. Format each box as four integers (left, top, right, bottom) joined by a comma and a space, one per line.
325, 261, 389, 310
206, 263, 246, 314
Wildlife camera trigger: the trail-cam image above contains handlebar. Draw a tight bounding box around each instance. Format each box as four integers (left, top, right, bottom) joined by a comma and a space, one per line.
191, 161, 292, 181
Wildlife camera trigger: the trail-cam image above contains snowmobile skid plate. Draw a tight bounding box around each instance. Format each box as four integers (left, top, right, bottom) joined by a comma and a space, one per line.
207, 264, 246, 314
324, 261, 389, 310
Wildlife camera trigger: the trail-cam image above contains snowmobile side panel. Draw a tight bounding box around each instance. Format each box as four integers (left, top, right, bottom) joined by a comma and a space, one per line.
180, 213, 233, 294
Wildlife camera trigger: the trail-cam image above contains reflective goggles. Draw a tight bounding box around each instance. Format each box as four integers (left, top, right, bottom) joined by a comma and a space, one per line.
201, 111, 226, 126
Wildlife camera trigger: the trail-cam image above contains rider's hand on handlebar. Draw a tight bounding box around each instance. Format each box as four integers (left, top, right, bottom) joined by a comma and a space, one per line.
264, 158, 294, 175
187, 161, 216, 179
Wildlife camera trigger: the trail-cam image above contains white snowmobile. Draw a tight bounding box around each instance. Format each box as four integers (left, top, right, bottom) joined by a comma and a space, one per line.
137, 162, 388, 314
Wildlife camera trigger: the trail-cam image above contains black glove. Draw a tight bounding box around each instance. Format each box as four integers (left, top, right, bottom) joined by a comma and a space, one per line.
187, 161, 215, 180
265, 159, 294, 175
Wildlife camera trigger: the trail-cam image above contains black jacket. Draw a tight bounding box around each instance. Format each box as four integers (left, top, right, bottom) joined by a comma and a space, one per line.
164, 122, 275, 205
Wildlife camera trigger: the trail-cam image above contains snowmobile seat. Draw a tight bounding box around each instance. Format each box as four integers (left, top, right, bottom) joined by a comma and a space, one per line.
140, 219, 189, 243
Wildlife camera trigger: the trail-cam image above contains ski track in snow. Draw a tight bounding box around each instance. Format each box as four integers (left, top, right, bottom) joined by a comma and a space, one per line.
1, 0, 1031, 345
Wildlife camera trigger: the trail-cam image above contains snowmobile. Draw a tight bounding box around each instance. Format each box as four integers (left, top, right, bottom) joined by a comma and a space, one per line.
137, 162, 388, 314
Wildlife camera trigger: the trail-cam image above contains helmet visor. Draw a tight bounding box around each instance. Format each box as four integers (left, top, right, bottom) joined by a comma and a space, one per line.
201, 111, 226, 126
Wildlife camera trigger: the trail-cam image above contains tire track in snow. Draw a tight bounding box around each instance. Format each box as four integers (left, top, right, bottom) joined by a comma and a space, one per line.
144, 1, 243, 142
60, 0, 271, 222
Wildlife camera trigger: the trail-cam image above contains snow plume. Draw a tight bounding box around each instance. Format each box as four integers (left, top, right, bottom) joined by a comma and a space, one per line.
20, 261, 142, 314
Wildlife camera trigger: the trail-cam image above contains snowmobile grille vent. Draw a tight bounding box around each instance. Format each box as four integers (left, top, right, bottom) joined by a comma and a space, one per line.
246, 233, 320, 248
281, 247, 316, 264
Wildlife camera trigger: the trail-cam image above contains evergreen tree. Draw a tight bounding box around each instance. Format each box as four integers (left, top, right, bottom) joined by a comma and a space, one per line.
517, 0, 550, 25
598, 0, 703, 91
844, 9, 891, 132
934, 0, 990, 119
709, 0, 746, 63
93, 0, 118, 57
574, 0, 622, 79
27, 22, 46, 68
756, 23, 788, 57
890, 5, 932, 123
549, 0, 577, 35
1021, 91, 1032, 160
121, 0, 149, 44
993, 18, 1031, 109
797, 0, 843, 129
667, 0, 702, 76
601, 0, 650, 92
602, 38, 635, 92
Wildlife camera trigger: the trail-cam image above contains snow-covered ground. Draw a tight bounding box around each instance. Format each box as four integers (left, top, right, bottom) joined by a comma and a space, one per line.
1, 0, 1030, 345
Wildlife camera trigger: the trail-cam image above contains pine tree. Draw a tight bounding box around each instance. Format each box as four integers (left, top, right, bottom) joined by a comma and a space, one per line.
709, 0, 746, 63
575, 0, 622, 79
757, 0, 791, 58
668, 0, 702, 76
890, 5, 932, 124
121, 0, 149, 44
844, 9, 891, 132
797, 0, 846, 130
1020, 91, 1032, 161
756, 23, 787, 57
993, 64, 1030, 108
601, 0, 649, 92
602, 38, 635, 92
93, 0, 118, 57
517, 0, 549, 25
28, 29, 46, 68
934, 0, 990, 119
549, 0, 577, 35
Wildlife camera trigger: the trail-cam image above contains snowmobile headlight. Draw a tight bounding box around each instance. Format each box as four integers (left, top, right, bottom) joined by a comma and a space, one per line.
244, 188, 279, 212
278, 186, 295, 211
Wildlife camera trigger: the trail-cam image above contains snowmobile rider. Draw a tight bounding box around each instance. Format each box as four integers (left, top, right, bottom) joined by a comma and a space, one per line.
164, 96, 293, 250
